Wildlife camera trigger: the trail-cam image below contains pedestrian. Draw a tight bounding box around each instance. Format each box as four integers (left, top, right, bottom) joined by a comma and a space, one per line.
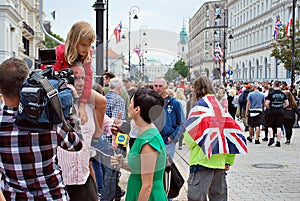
0, 58, 82, 200
184, 76, 247, 201
245, 84, 265, 144
153, 77, 185, 159
57, 62, 98, 201
111, 88, 168, 201
265, 81, 289, 147
283, 91, 299, 144
216, 87, 228, 112
123, 78, 135, 98
239, 84, 251, 131
227, 88, 238, 119
53, 21, 106, 130
103, 71, 130, 122
175, 88, 187, 150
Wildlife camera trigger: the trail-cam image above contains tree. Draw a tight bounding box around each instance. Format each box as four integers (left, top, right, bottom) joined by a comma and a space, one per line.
164, 68, 179, 82
45, 33, 64, 48
173, 59, 189, 78
271, 22, 300, 71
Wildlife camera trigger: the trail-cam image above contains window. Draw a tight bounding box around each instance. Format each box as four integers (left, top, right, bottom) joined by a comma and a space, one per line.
215, 6, 221, 16
215, 20, 221, 26
206, 20, 210, 27
182, 46, 185, 52
215, 42, 221, 49
206, 31, 209, 39
206, 5, 210, 17
214, 30, 221, 38
205, 42, 209, 50
205, 52, 209, 60
22, 36, 29, 56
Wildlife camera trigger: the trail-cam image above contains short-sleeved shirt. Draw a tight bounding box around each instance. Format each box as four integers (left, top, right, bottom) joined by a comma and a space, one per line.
126, 128, 167, 201
267, 89, 287, 113
266, 89, 287, 127
247, 91, 265, 109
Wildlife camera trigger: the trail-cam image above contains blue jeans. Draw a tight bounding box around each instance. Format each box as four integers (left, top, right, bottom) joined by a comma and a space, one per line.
166, 142, 176, 159
91, 157, 103, 195
92, 136, 122, 201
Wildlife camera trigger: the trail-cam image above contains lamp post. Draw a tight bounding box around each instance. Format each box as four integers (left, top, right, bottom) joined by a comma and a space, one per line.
139, 25, 147, 81
105, 0, 109, 72
216, 8, 233, 85
128, 6, 140, 72
93, 0, 105, 81
291, 0, 297, 86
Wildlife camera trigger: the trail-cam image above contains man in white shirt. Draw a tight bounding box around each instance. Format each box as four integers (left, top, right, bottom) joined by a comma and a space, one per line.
57, 62, 98, 201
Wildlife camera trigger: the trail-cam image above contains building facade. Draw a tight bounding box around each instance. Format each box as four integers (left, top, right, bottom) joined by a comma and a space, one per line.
144, 57, 169, 82
0, 0, 45, 67
227, 0, 297, 83
189, 0, 298, 84
189, 0, 227, 81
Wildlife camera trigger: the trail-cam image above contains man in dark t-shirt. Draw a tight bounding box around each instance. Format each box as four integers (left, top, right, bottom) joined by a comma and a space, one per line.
265, 81, 289, 147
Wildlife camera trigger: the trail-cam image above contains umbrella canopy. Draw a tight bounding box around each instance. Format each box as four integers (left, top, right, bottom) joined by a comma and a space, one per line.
184, 95, 248, 159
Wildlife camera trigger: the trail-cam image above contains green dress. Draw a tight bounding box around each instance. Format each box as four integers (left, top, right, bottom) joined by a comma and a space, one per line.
126, 128, 168, 201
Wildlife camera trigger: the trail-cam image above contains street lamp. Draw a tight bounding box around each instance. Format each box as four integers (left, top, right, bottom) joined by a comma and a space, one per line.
216, 8, 233, 84
128, 6, 140, 72
291, 0, 297, 86
139, 25, 147, 81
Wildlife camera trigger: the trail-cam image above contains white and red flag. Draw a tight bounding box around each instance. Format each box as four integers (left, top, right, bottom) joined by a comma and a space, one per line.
286, 6, 298, 38
114, 21, 122, 43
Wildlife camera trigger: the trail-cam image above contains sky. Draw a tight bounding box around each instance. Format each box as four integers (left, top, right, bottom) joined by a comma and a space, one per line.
44, 0, 212, 64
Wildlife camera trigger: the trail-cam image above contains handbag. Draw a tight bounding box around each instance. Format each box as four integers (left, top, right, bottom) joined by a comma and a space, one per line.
164, 155, 185, 199
283, 108, 295, 120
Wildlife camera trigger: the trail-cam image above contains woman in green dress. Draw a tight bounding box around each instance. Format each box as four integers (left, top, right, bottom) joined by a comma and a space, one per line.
111, 88, 168, 201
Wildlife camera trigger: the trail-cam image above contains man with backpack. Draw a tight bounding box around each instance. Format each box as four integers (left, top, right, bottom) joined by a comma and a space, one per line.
239, 84, 251, 131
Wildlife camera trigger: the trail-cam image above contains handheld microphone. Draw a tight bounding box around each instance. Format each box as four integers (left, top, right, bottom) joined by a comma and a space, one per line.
113, 122, 131, 168
115, 122, 131, 153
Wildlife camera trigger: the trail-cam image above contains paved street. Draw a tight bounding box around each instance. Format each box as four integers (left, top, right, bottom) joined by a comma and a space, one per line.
120, 122, 300, 200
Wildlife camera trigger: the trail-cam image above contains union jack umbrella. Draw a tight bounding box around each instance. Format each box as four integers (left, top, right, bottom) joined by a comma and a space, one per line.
184, 95, 248, 159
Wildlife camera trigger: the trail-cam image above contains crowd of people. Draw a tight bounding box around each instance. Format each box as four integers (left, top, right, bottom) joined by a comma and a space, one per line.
0, 20, 298, 201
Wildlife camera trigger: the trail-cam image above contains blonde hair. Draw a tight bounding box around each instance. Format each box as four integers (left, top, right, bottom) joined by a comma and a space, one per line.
175, 88, 185, 100
64, 21, 95, 65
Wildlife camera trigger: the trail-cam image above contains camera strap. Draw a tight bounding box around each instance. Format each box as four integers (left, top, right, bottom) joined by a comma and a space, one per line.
39, 78, 74, 132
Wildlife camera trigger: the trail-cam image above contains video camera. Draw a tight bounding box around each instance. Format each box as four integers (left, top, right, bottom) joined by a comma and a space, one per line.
19, 48, 74, 120
21, 67, 74, 120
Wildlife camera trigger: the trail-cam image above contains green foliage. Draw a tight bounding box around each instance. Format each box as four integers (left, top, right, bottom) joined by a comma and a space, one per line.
173, 59, 189, 78
271, 22, 300, 71
45, 33, 64, 48
164, 68, 179, 82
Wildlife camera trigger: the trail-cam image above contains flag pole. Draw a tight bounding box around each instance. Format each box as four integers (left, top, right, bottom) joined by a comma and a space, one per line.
291, 0, 296, 86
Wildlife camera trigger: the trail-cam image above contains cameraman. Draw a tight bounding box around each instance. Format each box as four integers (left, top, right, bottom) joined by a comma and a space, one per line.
0, 58, 82, 200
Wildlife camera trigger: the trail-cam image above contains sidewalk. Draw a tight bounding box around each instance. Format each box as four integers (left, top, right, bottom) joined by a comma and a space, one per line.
119, 124, 300, 201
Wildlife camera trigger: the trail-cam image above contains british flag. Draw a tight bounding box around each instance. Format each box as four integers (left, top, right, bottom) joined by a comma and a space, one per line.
274, 16, 282, 39
184, 95, 248, 159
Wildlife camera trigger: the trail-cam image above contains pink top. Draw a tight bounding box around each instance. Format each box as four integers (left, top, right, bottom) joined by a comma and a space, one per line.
57, 104, 95, 185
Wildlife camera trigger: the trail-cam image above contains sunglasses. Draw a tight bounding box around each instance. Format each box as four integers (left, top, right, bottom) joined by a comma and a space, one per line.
154, 84, 164, 88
